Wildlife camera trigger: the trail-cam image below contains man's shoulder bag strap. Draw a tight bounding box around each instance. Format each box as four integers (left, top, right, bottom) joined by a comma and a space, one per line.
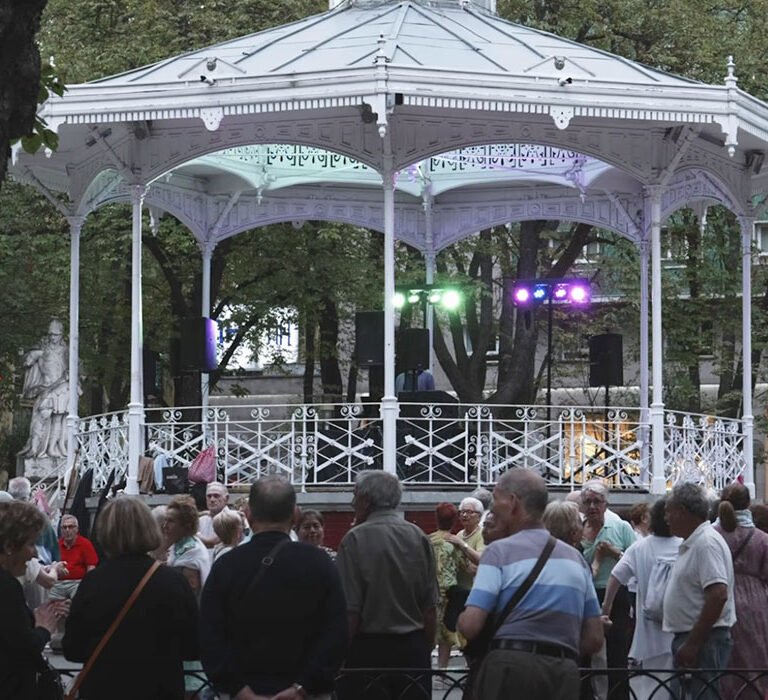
245, 537, 291, 596
492, 534, 557, 636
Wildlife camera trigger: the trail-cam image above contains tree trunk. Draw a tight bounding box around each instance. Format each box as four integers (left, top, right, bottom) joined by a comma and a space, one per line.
303, 320, 316, 404
0, 1, 48, 189
318, 297, 343, 403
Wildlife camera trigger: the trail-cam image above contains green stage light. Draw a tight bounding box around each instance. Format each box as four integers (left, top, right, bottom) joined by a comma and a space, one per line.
441, 289, 462, 310
394, 292, 406, 309
408, 291, 422, 304
428, 290, 442, 304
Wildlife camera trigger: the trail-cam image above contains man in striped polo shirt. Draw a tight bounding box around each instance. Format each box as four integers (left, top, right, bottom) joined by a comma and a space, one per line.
458, 470, 603, 699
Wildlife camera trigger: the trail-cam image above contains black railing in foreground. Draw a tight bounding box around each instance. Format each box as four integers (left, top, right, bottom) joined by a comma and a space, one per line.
54, 666, 768, 698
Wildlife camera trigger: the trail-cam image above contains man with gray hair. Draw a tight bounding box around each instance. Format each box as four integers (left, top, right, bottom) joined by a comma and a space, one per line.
336, 470, 437, 700
9, 476, 59, 563
663, 481, 735, 699
459, 469, 602, 699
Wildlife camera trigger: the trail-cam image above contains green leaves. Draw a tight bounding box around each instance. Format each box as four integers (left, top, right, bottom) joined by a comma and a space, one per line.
13, 58, 66, 155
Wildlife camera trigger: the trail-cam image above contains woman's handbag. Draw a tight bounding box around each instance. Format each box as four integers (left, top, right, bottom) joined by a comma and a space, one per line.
188, 445, 217, 484
35, 657, 64, 700
64, 561, 161, 700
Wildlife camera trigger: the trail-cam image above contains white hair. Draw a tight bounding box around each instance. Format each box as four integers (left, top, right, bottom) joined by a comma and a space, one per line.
8, 477, 31, 501
460, 497, 484, 513
581, 479, 609, 501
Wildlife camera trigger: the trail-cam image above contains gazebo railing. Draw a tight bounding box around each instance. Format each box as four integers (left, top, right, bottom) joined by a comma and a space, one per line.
67, 402, 746, 492
664, 409, 747, 491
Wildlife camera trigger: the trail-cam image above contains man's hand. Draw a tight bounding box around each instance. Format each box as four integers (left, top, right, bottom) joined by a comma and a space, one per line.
595, 541, 621, 560
674, 639, 700, 669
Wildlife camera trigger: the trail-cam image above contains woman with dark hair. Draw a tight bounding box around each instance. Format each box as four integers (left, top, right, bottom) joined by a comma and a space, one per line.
714, 483, 768, 698
296, 509, 336, 560
63, 496, 199, 699
0, 500, 64, 699
601, 498, 681, 700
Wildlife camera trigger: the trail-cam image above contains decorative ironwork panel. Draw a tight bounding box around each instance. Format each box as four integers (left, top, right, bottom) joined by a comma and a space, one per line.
71, 403, 744, 493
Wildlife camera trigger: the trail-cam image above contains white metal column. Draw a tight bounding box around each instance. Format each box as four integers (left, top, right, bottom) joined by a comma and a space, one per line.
200, 242, 213, 427
638, 236, 650, 485
381, 141, 398, 475
423, 184, 435, 375
648, 187, 666, 494
741, 216, 755, 496
65, 216, 83, 479
126, 185, 147, 495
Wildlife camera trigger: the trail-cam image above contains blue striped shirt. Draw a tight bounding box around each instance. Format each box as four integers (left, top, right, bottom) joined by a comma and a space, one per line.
466, 527, 600, 654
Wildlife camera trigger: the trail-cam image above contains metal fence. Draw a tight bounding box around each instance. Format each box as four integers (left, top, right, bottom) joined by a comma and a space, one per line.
67, 402, 746, 494
51, 666, 768, 699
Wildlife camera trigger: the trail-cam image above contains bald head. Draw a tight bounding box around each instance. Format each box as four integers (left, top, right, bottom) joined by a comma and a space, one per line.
496, 469, 549, 520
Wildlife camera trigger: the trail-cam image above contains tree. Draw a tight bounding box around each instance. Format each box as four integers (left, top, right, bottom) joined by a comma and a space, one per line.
0, 1, 52, 189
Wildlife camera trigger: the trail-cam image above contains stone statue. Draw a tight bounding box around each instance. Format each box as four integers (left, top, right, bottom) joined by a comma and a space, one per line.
20, 319, 72, 459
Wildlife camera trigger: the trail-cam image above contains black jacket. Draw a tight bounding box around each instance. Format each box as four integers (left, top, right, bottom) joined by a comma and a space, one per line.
0, 568, 50, 700
200, 531, 348, 697
63, 554, 198, 700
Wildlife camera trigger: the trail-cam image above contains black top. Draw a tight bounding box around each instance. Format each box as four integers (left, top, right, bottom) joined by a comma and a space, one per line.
200, 531, 348, 697
63, 554, 198, 700
0, 568, 50, 700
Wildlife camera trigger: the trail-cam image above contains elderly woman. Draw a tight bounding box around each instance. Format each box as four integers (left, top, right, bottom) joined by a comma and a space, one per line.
714, 483, 768, 699
581, 480, 636, 700
0, 500, 62, 699
163, 495, 211, 698
63, 496, 198, 700
164, 495, 211, 595
212, 508, 245, 562
543, 500, 583, 549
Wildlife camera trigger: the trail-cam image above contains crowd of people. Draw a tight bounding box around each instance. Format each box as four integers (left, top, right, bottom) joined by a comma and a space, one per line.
1, 471, 767, 700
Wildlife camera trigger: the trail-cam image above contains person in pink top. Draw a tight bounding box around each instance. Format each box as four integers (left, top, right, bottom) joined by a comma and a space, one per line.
714, 483, 768, 699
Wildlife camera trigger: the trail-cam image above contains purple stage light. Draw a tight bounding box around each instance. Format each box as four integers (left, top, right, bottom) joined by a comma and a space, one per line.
553, 284, 568, 300
569, 284, 590, 304
513, 287, 531, 305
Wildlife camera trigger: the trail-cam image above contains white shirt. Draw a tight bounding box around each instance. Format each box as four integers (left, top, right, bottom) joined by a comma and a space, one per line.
611, 535, 682, 660
662, 522, 736, 634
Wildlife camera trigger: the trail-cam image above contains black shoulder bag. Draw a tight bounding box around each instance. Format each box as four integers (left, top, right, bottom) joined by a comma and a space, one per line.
462, 535, 557, 687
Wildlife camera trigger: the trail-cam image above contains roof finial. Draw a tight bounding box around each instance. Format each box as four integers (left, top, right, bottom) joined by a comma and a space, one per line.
725, 55, 738, 89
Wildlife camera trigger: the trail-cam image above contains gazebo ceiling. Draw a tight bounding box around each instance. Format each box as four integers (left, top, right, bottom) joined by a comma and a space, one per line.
10, 0, 768, 242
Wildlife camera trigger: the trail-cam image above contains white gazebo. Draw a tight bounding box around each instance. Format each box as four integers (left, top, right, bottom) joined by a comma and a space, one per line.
11, 0, 768, 496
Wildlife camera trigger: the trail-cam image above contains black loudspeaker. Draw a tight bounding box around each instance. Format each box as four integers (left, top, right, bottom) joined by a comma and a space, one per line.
589, 333, 623, 387
398, 328, 430, 371
180, 317, 218, 372
355, 311, 384, 366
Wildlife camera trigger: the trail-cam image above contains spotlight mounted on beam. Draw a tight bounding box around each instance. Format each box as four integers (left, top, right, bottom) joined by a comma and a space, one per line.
394, 285, 464, 311
510, 278, 591, 308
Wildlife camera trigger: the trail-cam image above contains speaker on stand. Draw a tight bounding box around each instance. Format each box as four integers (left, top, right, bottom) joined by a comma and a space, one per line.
588, 333, 624, 478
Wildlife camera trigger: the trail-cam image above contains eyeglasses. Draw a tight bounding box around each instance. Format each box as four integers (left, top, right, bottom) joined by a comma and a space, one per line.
458, 509, 480, 516
582, 498, 606, 507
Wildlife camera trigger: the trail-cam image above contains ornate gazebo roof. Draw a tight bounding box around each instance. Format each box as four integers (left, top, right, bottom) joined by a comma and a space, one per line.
13, 0, 768, 235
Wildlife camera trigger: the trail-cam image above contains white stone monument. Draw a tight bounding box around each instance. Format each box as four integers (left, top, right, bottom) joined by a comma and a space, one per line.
18, 319, 74, 478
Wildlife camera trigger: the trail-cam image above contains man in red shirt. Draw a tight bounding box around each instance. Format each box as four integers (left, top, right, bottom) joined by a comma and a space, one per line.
50, 514, 98, 600
49, 514, 98, 649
